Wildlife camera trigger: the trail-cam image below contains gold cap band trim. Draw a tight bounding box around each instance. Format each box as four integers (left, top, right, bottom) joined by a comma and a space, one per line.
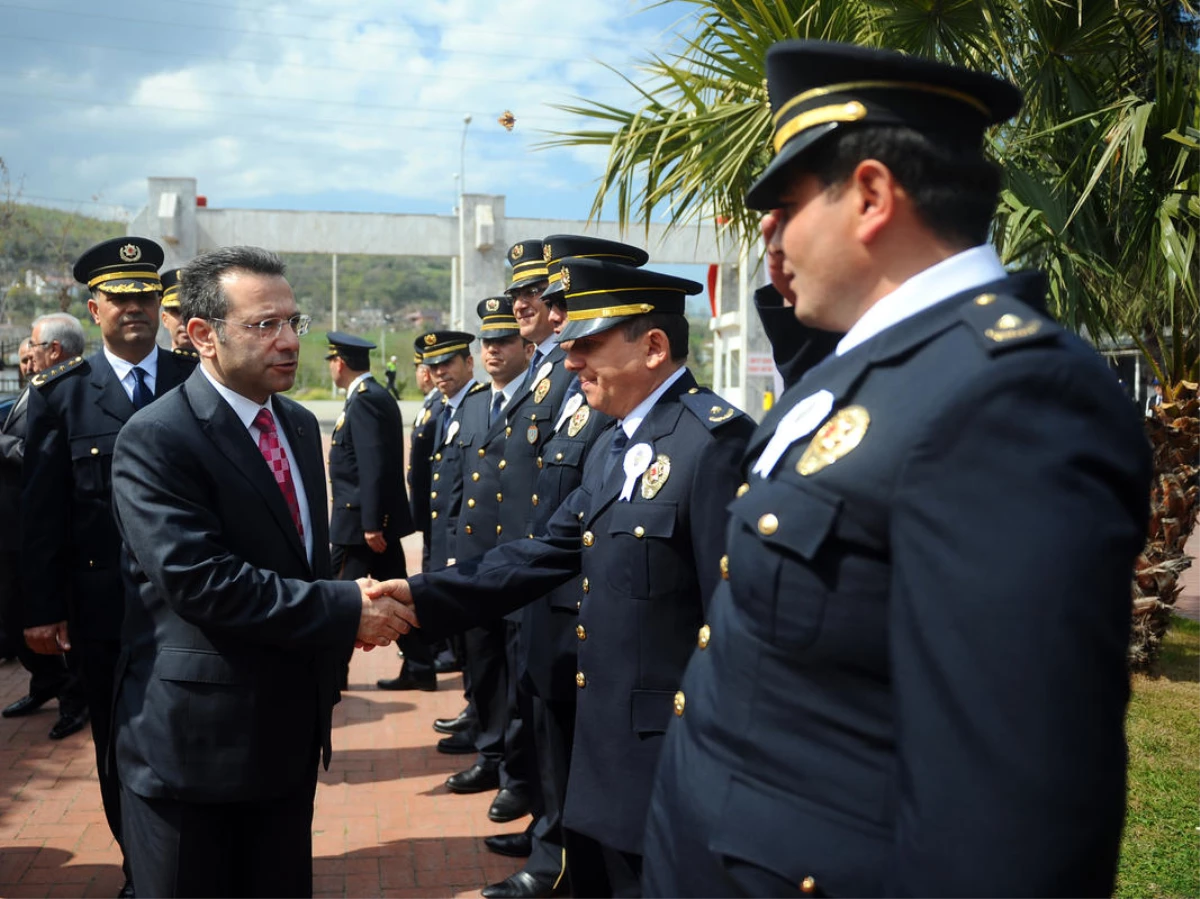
422, 342, 470, 360
480, 321, 519, 331
773, 101, 868, 153
567, 302, 655, 321
773, 79, 992, 128
511, 265, 549, 279
565, 285, 684, 301
88, 270, 163, 290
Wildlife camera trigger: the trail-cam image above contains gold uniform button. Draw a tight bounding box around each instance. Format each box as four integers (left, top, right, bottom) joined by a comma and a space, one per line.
555, 452, 564, 461
496, 493, 503, 503
431, 491, 439, 499
88, 560, 95, 568
758, 513, 779, 536
974, 293, 997, 306
433, 473, 440, 482
478, 448, 486, 458
800, 876, 816, 894
498, 460, 507, 470
687, 387, 699, 394
633, 526, 645, 539
466, 498, 475, 508
736, 482, 749, 497
537, 456, 543, 467
576, 625, 587, 641
434, 452, 442, 462
582, 531, 594, 547
582, 578, 590, 593
576, 600, 581, 611
472, 472, 480, 482
464, 525, 473, 535
506, 426, 512, 437
90, 446, 99, 456
344, 502, 351, 509
720, 555, 729, 580
698, 624, 711, 649
576, 672, 586, 688
673, 691, 685, 717
531, 494, 539, 506
496, 525, 503, 535
431, 511, 438, 520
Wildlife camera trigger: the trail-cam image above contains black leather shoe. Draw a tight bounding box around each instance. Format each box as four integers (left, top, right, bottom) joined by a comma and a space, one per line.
484, 831, 533, 858
434, 657, 463, 674
117, 877, 135, 898
481, 870, 557, 899
48, 708, 89, 740
376, 672, 437, 691
437, 731, 476, 755
2, 693, 54, 718
487, 787, 532, 823
445, 763, 500, 794
433, 707, 474, 735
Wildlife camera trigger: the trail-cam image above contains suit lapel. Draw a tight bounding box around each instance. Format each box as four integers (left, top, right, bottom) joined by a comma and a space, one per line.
88, 352, 135, 426
185, 370, 310, 570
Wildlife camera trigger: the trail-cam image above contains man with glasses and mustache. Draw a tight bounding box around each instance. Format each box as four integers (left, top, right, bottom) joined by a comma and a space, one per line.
108, 245, 414, 897
20, 237, 199, 898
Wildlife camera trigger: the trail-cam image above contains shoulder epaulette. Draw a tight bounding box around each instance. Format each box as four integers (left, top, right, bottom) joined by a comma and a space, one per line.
357, 380, 369, 393
172, 346, 200, 361
680, 386, 748, 430
961, 291, 1061, 355
30, 355, 87, 388
468, 381, 489, 396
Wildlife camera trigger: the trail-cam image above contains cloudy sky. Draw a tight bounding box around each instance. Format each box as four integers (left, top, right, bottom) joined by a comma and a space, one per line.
1, 0, 699, 224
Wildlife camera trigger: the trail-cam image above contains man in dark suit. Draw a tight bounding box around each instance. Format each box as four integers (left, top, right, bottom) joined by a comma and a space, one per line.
369, 259, 754, 898
1, 324, 89, 738
21, 237, 200, 895
109, 245, 414, 898
639, 42, 1154, 898
326, 330, 433, 690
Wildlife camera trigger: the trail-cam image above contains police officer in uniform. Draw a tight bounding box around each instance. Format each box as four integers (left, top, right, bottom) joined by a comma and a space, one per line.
158, 268, 197, 354
639, 41, 1154, 897
441, 297, 537, 810
483, 236, 649, 898
22, 236, 199, 897
368, 259, 755, 897
326, 331, 432, 690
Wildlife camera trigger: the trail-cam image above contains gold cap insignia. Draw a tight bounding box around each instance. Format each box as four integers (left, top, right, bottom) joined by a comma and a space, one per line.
561, 266, 571, 292
567, 404, 590, 437
534, 377, 551, 404
641, 454, 671, 499
510, 244, 524, 261
797, 405, 870, 476
119, 243, 142, 262
543, 243, 553, 262
424, 333, 437, 346
486, 298, 500, 312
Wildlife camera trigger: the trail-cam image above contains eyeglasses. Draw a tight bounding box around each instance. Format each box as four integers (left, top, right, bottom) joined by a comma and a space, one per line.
210, 314, 312, 339
512, 284, 547, 300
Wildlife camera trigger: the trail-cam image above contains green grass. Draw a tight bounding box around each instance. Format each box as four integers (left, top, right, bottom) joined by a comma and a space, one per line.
1117, 615, 1200, 899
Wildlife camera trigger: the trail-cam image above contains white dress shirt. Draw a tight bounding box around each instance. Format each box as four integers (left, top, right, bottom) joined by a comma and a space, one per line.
200, 366, 314, 563
104, 345, 159, 402
618, 366, 689, 440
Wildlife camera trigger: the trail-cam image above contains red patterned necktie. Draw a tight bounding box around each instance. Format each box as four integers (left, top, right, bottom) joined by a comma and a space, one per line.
252, 407, 304, 540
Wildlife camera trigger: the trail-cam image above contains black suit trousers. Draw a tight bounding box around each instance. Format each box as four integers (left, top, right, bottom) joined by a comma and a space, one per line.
331, 542, 433, 679
121, 760, 319, 898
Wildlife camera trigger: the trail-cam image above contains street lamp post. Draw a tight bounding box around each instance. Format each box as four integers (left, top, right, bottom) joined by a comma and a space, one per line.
456, 114, 472, 330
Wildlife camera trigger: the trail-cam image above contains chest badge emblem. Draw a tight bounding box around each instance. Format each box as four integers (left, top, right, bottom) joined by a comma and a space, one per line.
534, 377, 551, 404
797, 406, 870, 476
641, 454, 671, 499
567, 403, 590, 437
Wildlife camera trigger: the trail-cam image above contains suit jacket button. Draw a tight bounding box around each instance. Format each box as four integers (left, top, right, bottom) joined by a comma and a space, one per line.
472, 472, 480, 481
576, 625, 586, 641
466, 498, 475, 508
673, 691, 685, 716
90, 447, 99, 455
758, 513, 779, 536
582, 531, 594, 547
576, 671, 586, 688
801, 877, 816, 894
720, 555, 729, 580
582, 578, 590, 593
697, 625, 711, 649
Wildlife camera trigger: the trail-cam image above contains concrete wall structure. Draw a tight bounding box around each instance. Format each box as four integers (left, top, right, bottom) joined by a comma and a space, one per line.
129, 177, 776, 417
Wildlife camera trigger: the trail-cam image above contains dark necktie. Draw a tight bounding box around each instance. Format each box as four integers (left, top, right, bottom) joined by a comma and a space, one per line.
439, 403, 452, 443
490, 392, 505, 425
131, 366, 152, 410
522, 349, 544, 392
603, 427, 628, 481
252, 408, 304, 540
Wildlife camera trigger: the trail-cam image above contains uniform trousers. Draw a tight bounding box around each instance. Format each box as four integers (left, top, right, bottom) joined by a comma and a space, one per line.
121, 760, 319, 898
332, 542, 434, 680
524, 691, 575, 887
564, 829, 642, 899
502, 620, 534, 795
463, 621, 508, 772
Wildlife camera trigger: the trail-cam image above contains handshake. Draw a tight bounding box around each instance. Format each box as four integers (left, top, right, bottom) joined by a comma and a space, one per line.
353, 578, 418, 651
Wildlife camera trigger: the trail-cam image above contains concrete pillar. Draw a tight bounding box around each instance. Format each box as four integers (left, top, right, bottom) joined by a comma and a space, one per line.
459, 193, 507, 339
129, 177, 199, 270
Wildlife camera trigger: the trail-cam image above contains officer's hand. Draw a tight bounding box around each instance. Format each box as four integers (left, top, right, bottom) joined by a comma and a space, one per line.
364, 530, 387, 554
25, 621, 70, 654
356, 583, 419, 649
365, 578, 413, 607
761, 211, 796, 306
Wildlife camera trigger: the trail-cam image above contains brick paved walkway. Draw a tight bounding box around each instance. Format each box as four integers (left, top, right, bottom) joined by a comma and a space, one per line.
0, 592, 524, 898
